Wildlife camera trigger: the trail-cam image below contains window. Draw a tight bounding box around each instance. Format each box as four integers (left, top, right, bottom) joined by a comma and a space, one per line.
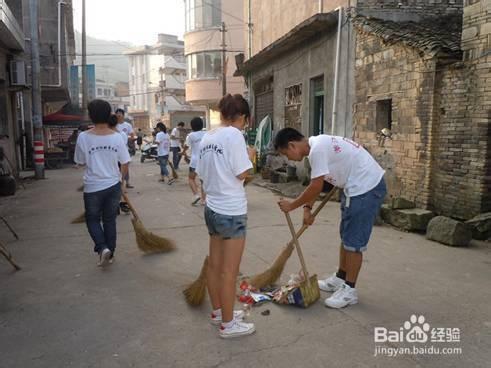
376, 99, 392, 131
185, 0, 221, 32
97, 88, 102, 96
186, 51, 222, 80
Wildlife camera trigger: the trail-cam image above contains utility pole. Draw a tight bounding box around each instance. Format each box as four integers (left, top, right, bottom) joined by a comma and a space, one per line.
29, 0, 44, 179
159, 67, 166, 119
81, 0, 87, 114
220, 22, 227, 97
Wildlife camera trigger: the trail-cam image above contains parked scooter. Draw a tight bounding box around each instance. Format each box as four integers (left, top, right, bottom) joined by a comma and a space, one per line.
140, 142, 159, 163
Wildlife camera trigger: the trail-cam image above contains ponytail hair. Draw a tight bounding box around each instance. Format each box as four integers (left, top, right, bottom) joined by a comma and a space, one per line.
218, 94, 250, 122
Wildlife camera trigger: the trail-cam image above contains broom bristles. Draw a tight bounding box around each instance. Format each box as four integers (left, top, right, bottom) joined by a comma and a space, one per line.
71, 212, 86, 224
183, 256, 208, 306
249, 243, 295, 289
131, 218, 175, 253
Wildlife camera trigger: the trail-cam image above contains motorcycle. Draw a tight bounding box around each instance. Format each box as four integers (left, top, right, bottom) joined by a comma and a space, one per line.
140, 142, 159, 163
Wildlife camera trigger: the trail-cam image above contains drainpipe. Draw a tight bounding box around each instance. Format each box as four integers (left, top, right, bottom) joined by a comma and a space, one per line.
331, 7, 342, 135
42, 1, 66, 87
319, 0, 324, 13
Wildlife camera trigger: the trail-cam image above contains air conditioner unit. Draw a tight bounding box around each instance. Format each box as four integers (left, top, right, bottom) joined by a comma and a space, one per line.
10, 60, 27, 86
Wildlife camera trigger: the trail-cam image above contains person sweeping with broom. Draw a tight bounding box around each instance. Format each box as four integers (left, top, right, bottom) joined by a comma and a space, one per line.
275, 128, 386, 309
75, 99, 131, 267
196, 94, 256, 338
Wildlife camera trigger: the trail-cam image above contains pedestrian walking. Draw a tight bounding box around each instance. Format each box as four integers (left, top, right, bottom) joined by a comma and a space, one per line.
136, 128, 144, 150
155, 122, 173, 184
197, 94, 256, 339
74, 100, 130, 267
275, 128, 386, 309
115, 108, 135, 188
182, 117, 205, 205
170, 121, 185, 170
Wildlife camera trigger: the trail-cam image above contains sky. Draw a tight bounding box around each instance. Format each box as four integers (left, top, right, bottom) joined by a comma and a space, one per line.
72, 0, 185, 46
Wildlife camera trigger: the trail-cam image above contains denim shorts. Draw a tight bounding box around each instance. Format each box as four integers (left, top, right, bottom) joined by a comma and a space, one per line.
204, 206, 247, 239
339, 178, 387, 253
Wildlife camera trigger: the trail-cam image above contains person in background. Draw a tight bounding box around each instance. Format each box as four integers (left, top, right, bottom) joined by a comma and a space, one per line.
136, 128, 144, 150
68, 129, 79, 162
115, 108, 135, 188
170, 121, 185, 170
197, 94, 256, 339
74, 100, 130, 267
155, 122, 173, 185
182, 117, 205, 206
275, 128, 386, 309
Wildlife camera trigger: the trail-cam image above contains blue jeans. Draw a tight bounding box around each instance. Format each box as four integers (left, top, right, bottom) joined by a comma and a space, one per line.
204, 206, 247, 239
170, 147, 181, 170
83, 182, 121, 255
158, 155, 169, 177
339, 178, 387, 252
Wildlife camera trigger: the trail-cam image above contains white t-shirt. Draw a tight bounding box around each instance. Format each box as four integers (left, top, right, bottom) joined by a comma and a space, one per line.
155, 131, 170, 157
170, 127, 181, 148
308, 135, 384, 197
116, 122, 133, 139
186, 130, 206, 168
197, 126, 252, 216
74, 131, 131, 193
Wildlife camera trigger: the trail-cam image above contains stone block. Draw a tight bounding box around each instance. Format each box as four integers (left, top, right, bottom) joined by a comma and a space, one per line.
426, 216, 473, 247
465, 212, 491, 240
381, 206, 434, 232
391, 197, 416, 209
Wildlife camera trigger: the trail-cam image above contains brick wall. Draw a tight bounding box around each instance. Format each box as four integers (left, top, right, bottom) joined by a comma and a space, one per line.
431, 62, 490, 219
354, 31, 437, 208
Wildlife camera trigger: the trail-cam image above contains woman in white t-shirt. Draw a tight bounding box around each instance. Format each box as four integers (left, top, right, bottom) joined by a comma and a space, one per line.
182, 116, 206, 205
74, 100, 131, 267
154, 122, 172, 184
197, 94, 256, 339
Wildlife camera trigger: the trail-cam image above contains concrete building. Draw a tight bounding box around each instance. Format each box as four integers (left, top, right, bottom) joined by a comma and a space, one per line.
0, 0, 26, 172
126, 34, 204, 132
352, 0, 490, 220
237, 1, 354, 139
183, 0, 246, 128
0, 0, 74, 172
95, 79, 129, 113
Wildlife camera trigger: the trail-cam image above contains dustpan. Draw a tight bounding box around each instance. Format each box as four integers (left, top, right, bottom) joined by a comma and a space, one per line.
285, 212, 320, 308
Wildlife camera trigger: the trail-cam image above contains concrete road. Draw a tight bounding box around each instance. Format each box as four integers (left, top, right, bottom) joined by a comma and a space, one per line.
1, 157, 490, 368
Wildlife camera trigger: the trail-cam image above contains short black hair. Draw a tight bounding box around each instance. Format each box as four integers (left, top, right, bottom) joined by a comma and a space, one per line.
156, 122, 166, 133
108, 114, 118, 127
274, 127, 305, 150
190, 117, 204, 132
88, 99, 112, 124
177, 121, 185, 127
115, 108, 125, 115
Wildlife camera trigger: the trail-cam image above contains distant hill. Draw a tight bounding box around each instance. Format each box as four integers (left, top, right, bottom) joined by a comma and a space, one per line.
75, 31, 131, 84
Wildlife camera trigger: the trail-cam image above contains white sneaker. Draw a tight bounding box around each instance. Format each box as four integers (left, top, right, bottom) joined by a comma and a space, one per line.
210, 310, 245, 325
324, 283, 358, 309
318, 273, 345, 292
219, 320, 256, 339
98, 248, 111, 267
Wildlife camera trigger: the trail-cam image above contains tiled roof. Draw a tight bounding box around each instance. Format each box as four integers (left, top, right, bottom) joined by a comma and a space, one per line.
352, 15, 462, 59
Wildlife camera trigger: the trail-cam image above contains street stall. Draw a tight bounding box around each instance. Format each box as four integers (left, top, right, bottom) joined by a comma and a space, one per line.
42, 112, 86, 169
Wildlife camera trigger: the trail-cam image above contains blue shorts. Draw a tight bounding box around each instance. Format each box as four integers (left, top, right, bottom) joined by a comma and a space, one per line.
204, 206, 247, 239
340, 178, 386, 252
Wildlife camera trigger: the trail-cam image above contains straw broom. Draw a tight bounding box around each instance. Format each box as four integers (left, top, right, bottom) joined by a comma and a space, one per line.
248, 188, 337, 289
121, 193, 176, 253
168, 161, 178, 180
183, 188, 338, 306
183, 256, 208, 306
71, 212, 86, 224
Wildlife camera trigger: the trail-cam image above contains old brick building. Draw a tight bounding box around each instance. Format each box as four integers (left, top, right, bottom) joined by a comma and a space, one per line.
352, 0, 490, 220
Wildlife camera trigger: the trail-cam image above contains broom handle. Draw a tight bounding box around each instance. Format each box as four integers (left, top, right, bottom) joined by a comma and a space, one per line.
121, 191, 140, 221
285, 212, 311, 283
286, 188, 337, 248
168, 161, 178, 178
